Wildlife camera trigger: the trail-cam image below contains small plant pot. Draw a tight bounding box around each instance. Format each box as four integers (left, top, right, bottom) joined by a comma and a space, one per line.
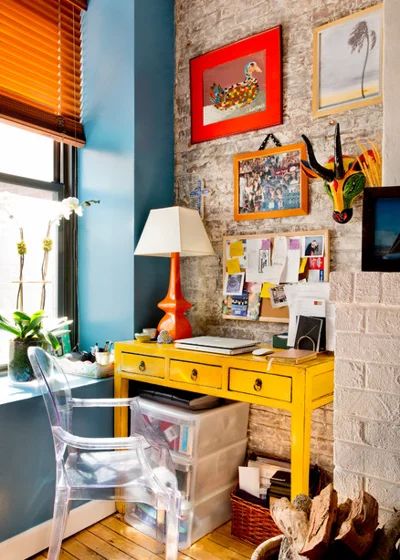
8, 339, 42, 383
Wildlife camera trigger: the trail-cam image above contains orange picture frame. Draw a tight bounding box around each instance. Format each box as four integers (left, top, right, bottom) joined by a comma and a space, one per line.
233, 142, 309, 221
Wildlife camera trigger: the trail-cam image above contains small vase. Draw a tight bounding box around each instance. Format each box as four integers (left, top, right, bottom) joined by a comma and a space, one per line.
8, 339, 42, 383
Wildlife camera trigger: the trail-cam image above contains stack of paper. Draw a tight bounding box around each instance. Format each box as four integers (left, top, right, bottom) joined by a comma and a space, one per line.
284, 282, 335, 351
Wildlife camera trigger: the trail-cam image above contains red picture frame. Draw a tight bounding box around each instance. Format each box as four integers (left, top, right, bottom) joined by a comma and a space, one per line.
190, 26, 282, 144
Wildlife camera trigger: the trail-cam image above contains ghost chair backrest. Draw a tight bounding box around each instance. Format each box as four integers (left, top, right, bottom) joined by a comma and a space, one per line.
28, 346, 73, 433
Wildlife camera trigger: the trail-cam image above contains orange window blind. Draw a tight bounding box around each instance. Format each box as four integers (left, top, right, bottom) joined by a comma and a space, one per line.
0, 0, 87, 147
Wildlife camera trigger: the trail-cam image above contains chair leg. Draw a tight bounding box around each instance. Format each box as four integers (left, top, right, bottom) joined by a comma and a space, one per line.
47, 488, 70, 560
165, 500, 179, 560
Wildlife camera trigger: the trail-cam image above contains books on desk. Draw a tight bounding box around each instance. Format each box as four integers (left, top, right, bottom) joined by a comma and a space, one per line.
268, 348, 317, 364
174, 336, 258, 355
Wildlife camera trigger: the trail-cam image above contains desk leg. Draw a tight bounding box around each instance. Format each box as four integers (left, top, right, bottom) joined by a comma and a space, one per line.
290, 381, 312, 499
114, 376, 129, 438
114, 376, 129, 514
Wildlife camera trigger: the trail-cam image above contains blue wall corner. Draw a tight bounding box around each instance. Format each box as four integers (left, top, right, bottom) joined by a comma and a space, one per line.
78, 0, 135, 350
133, 0, 175, 332
78, 0, 175, 347
1, 0, 175, 545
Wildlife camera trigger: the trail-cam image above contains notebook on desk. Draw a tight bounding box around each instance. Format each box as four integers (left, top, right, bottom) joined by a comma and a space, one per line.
174, 336, 258, 355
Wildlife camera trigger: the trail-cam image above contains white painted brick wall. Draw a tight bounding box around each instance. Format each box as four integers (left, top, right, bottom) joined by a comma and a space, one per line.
175, 0, 382, 474
332, 271, 400, 520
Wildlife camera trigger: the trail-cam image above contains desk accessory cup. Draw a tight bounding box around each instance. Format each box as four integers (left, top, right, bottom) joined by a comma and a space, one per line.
95, 351, 112, 366
142, 328, 157, 340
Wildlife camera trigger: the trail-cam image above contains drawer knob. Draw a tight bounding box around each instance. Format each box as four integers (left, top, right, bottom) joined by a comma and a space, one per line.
254, 378, 263, 391
191, 368, 198, 381
138, 360, 146, 372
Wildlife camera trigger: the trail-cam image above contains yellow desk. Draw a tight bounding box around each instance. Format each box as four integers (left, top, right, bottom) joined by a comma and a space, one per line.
114, 341, 334, 501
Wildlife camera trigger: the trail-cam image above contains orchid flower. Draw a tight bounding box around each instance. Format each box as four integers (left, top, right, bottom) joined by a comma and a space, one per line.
40, 197, 99, 309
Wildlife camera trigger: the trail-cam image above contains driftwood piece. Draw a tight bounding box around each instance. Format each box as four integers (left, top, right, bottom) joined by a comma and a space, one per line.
301, 483, 338, 560
271, 497, 309, 553
335, 491, 378, 558
335, 499, 353, 533
278, 536, 306, 560
293, 494, 313, 518
367, 510, 400, 560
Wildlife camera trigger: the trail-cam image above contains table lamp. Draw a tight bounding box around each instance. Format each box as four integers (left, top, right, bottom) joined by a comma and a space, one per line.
134, 206, 215, 339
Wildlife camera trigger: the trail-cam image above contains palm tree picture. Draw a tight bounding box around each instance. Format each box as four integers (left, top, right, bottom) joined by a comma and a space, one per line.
348, 20, 377, 99
313, 4, 382, 117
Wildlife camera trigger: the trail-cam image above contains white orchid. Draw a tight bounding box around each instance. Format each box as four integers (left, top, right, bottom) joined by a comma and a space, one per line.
60, 197, 84, 220
40, 196, 99, 309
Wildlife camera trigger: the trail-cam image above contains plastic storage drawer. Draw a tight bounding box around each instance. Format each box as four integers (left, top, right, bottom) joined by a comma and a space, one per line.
125, 483, 234, 550
173, 438, 247, 501
135, 397, 250, 459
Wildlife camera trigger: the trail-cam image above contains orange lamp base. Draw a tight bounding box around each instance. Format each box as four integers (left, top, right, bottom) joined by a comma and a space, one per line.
157, 252, 192, 340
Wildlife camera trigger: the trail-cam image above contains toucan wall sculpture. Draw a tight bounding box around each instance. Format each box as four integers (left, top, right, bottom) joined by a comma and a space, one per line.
301, 123, 365, 224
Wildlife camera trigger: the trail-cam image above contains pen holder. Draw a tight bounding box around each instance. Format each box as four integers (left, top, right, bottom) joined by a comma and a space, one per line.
95, 351, 112, 366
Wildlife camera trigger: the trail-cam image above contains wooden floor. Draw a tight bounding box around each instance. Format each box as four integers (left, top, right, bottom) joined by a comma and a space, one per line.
30, 514, 255, 560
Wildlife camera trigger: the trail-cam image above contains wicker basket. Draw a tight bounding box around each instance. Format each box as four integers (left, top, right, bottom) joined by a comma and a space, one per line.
251, 535, 283, 560
231, 487, 282, 546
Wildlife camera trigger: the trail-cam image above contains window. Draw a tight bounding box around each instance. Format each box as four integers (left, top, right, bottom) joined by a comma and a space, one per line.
0, 0, 87, 146
0, 122, 77, 368
0, 0, 86, 369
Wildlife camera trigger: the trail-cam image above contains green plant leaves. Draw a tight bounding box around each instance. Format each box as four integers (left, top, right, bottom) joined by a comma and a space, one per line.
0, 315, 20, 337
0, 310, 69, 351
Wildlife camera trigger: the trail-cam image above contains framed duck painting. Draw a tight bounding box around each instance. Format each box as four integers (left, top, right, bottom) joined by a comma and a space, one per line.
190, 26, 282, 144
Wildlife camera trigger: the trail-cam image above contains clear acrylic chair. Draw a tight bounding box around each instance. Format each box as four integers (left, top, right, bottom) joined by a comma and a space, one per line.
28, 347, 180, 560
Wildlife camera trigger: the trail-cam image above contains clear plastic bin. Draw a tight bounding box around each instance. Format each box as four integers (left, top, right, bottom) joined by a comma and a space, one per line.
135, 397, 250, 459
125, 483, 234, 549
173, 438, 247, 501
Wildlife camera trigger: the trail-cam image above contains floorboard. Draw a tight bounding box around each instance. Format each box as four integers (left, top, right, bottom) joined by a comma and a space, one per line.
29, 514, 255, 560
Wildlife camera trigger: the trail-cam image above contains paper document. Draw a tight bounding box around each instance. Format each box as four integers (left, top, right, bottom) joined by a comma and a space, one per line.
284, 282, 335, 350
238, 466, 260, 498
229, 240, 244, 257
226, 258, 241, 274
264, 235, 287, 284
282, 237, 301, 283
260, 282, 275, 298
245, 238, 275, 283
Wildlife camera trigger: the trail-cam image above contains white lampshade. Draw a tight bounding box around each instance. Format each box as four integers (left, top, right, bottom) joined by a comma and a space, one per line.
134, 206, 215, 257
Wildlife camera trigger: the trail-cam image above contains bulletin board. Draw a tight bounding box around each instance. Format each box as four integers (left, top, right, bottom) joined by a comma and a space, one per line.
222, 229, 330, 323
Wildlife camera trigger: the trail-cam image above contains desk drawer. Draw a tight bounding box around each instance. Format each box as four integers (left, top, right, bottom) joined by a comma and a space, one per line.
229, 369, 292, 402
170, 360, 222, 389
120, 352, 165, 378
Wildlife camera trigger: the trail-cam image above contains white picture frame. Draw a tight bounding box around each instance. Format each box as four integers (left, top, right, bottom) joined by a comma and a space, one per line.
312, 4, 383, 117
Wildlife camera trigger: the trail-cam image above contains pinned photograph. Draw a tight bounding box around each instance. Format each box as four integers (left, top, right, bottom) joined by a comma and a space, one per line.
224, 272, 245, 295
270, 285, 288, 308
245, 282, 261, 320
304, 235, 324, 257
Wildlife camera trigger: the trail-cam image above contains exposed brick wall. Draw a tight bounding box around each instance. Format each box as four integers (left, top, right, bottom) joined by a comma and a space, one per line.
332, 271, 400, 522
174, 0, 382, 472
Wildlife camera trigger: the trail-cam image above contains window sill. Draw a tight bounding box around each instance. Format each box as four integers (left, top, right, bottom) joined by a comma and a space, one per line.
0, 374, 112, 405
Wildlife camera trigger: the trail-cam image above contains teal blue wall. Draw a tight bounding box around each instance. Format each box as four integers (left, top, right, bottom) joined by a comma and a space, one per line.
133, 0, 175, 332
0, 379, 113, 541
78, 0, 135, 349
0, 0, 175, 544
79, 0, 175, 348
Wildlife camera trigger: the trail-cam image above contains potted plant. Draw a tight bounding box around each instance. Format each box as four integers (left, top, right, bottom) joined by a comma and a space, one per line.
0, 195, 99, 382
0, 311, 72, 382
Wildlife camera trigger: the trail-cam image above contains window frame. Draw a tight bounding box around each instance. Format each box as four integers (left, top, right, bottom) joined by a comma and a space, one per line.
0, 141, 78, 370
